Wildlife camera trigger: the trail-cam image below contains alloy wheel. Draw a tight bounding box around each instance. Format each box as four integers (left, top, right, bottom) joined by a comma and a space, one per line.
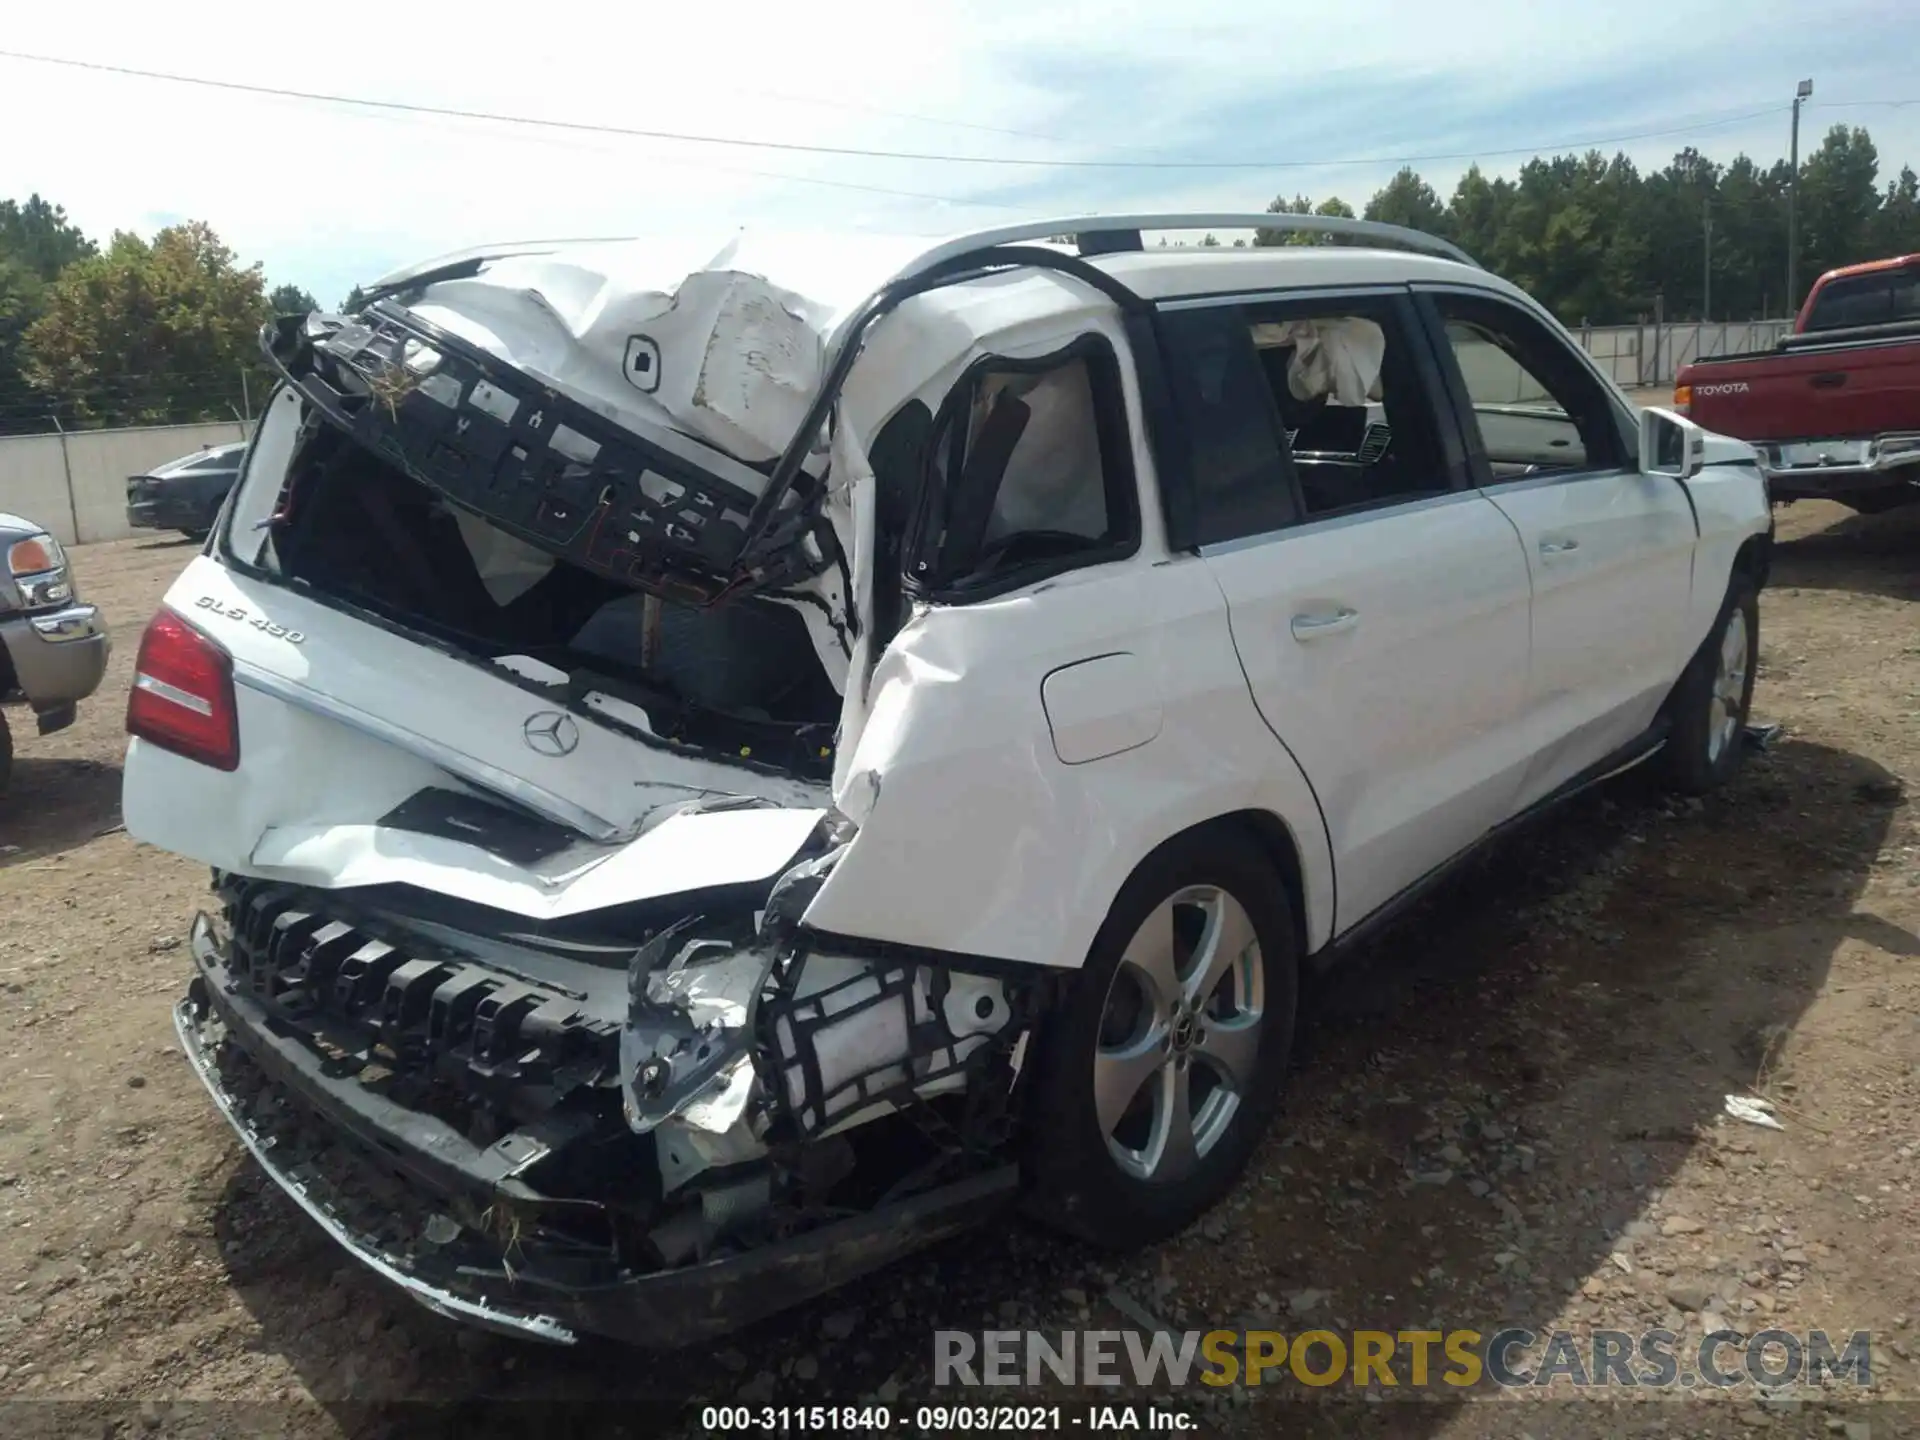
1706, 607, 1749, 765
1092, 885, 1264, 1183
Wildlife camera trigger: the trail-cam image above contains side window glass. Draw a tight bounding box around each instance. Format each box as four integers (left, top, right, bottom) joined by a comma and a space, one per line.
1806, 275, 1891, 331
1892, 271, 1920, 323
1155, 306, 1296, 545
1158, 296, 1455, 541
913, 344, 1137, 597
1431, 295, 1622, 479
1247, 303, 1449, 520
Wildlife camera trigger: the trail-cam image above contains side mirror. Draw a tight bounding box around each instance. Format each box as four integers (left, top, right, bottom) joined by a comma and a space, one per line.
1640, 406, 1706, 481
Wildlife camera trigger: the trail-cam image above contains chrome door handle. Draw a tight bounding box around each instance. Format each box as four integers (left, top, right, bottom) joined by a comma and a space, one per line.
1290, 607, 1358, 640
1539, 537, 1580, 555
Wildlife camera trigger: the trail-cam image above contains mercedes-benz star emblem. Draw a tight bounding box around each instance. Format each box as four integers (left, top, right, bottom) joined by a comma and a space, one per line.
521, 710, 580, 758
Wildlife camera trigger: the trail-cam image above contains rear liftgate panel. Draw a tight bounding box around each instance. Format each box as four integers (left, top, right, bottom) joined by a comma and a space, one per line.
264, 304, 836, 606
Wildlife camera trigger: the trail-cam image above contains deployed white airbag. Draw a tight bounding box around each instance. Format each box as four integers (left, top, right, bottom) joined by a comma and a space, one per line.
1252, 317, 1386, 406
981, 361, 1109, 542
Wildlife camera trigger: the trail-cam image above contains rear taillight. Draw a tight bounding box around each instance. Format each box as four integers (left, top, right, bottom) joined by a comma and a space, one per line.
126, 609, 240, 771
1672, 383, 1692, 415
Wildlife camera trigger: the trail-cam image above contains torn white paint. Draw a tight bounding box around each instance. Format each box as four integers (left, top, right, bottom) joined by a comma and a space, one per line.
402, 232, 934, 468
244, 805, 827, 919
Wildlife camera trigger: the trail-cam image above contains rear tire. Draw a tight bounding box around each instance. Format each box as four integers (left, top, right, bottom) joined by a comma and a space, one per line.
0, 712, 13, 798
1662, 577, 1759, 795
1024, 828, 1298, 1248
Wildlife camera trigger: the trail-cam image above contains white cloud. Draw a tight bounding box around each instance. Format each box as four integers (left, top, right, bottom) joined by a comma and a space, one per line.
2, 0, 1915, 304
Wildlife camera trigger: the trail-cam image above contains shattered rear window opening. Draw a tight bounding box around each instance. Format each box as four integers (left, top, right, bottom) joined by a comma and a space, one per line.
233, 382, 846, 783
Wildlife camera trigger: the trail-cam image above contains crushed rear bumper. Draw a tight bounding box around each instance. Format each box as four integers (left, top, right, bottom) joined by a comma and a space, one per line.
174, 912, 1018, 1347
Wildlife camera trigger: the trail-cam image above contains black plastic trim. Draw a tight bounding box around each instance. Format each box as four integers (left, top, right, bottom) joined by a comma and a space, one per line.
187, 916, 551, 1204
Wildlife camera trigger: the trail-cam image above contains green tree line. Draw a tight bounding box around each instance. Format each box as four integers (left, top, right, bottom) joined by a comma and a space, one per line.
2, 122, 1917, 434
0, 197, 316, 436
1255, 124, 1917, 327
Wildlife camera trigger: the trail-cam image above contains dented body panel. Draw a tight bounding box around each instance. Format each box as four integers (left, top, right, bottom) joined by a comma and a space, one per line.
804, 558, 1335, 963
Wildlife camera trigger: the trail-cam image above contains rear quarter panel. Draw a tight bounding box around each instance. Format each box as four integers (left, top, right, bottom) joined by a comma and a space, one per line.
801, 557, 1336, 969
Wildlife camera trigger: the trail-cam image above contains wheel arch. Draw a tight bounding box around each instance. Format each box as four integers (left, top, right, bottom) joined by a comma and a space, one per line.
1671, 525, 1768, 712
1732, 530, 1771, 592
1099, 807, 1313, 974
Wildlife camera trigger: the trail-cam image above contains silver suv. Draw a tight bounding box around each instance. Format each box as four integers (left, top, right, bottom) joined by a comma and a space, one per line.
123, 214, 1769, 1346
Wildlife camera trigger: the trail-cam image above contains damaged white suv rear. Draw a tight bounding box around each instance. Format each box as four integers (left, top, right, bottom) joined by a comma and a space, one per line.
124, 214, 1772, 1346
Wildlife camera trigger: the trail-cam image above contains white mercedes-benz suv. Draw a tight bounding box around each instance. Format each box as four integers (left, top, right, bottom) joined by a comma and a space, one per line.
120, 214, 1771, 1346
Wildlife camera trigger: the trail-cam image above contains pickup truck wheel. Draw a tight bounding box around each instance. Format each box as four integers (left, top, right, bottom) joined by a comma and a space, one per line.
0, 711, 12, 798
1663, 579, 1759, 795
1024, 832, 1298, 1249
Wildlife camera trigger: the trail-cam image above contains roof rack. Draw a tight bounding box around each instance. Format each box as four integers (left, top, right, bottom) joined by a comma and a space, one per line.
365, 214, 1473, 300
884, 213, 1478, 287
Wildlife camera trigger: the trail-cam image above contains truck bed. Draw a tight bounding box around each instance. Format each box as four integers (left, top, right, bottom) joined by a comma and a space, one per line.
1680, 321, 1920, 444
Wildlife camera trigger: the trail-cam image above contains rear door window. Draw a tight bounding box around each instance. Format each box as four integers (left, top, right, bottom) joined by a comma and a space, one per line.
1155, 290, 1460, 544
1247, 302, 1452, 520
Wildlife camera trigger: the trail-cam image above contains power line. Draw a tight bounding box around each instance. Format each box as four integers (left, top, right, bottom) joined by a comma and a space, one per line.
718, 81, 1170, 156
0, 49, 1855, 174
0, 54, 1013, 212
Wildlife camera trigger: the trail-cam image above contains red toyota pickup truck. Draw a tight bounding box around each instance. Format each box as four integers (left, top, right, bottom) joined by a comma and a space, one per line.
1675, 253, 1920, 510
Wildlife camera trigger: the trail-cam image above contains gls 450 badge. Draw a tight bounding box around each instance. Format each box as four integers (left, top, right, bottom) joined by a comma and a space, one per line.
194, 594, 305, 644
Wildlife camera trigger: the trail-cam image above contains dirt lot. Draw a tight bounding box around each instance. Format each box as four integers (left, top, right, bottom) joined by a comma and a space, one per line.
1, 511, 1918, 1438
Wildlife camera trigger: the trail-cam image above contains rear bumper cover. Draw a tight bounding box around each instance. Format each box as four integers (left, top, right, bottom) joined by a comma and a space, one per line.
175, 914, 1018, 1348
172, 992, 582, 1344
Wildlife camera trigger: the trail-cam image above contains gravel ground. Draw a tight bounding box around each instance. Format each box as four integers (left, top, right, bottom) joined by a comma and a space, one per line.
1, 508, 1917, 1439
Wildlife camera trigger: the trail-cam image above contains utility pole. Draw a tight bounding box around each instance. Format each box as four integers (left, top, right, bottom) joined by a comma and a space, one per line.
1703, 201, 1713, 322
1788, 77, 1813, 314
50, 415, 80, 547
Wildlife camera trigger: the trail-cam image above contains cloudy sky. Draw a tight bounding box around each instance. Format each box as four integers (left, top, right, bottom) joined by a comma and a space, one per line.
1, 0, 1915, 307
